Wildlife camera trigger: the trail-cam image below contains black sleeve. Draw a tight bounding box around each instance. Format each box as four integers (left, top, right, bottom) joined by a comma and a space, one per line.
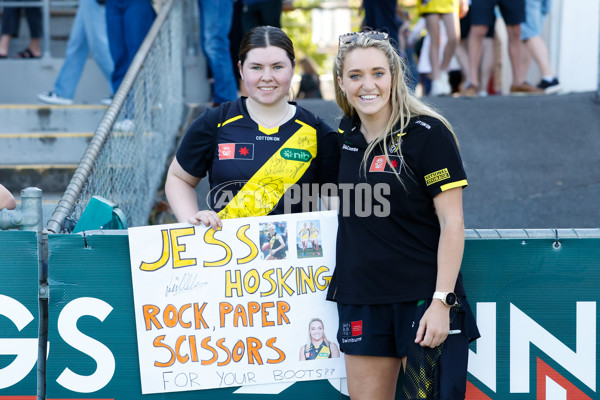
316, 116, 340, 185
175, 106, 222, 179
419, 120, 467, 198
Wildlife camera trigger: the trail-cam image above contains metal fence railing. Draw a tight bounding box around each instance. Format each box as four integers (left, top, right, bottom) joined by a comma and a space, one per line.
46, 0, 188, 233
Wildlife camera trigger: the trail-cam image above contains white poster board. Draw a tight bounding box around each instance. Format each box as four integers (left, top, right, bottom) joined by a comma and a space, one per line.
128, 211, 345, 394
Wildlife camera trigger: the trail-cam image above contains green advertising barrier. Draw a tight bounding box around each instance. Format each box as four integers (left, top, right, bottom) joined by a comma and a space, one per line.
0, 231, 39, 398
461, 233, 599, 400
2, 229, 599, 399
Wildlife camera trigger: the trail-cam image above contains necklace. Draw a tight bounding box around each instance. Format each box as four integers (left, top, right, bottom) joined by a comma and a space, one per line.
247, 102, 294, 129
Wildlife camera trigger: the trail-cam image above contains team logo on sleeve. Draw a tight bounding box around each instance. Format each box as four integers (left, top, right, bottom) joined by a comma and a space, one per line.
218, 143, 254, 160
369, 155, 402, 173
424, 168, 450, 186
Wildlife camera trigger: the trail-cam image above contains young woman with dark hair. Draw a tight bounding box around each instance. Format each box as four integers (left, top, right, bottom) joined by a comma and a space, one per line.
165, 26, 339, 228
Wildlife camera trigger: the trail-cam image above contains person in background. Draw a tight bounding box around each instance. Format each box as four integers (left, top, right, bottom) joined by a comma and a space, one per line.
165, 26, 339, 229
198, 0, 238, 106
241, 0, 282, 34
520, 0, 560, 94
416, 0, 469, 96
408, 17, 462, 96
362, 0, 400, 53
297, 57, 322, 99
329, 30, 480, 399
455, 2, 496, 97
397, 6, 419, 92
0, 0, 43, 58
0, 184, 16, 210
105, 0, 155, 93
38, 0, 114, 105
465, 0, 542, 96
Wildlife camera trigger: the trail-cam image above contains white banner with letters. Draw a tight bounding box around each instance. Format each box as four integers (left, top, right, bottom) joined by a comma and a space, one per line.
128, 211, 345, 394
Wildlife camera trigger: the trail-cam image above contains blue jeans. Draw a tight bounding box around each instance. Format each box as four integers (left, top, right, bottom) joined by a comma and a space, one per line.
105, 0, 155, 92
54, 0, 114, 99
198, 0, 238, 103
521, 0, 551, 41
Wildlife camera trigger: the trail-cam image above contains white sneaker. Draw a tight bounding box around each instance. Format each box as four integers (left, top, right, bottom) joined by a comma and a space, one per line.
114, 119, 135, 132
430, 78, 450, 97
439, 71, 452, 95
100, 96, 113, 106
38, 91, 73, 105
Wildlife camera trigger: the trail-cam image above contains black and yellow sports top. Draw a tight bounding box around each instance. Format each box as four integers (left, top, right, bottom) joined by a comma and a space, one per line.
304, 341, 332, 360
327, 114, 468, 304
176, 98, 339, 218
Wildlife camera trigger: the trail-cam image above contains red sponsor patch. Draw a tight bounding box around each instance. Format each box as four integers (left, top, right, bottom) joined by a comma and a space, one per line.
218, 143, 254, 160
218, 143, 235, 159
369, 155, 387, 172
369, 155, 402, 173
351, 320, 363, 336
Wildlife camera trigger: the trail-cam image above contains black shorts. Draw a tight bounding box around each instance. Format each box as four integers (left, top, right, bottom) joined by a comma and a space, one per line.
272, 249, 286, 259
470, 0, 525, 26
336, 298, 480, 400
460, 9, 495, 39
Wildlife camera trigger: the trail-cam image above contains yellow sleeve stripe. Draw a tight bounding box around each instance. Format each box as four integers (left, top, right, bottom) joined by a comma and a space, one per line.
217, 115, 243, 128
440, 179, 468, 191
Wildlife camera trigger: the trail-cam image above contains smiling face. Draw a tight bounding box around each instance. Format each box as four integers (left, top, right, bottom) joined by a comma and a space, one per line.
239, 46, 294, 106
309, 320, 324, 342
337, 47, 392, 122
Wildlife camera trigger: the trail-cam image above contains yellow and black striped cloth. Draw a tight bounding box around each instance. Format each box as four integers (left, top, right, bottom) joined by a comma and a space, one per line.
402, 342, 442, 400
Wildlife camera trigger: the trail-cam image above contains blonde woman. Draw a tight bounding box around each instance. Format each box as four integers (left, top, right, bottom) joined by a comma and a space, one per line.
299, 318, 340, 361
327, 31, 479, 400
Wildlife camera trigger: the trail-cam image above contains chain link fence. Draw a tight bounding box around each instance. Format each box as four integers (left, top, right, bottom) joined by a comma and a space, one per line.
47, 0, 189, 233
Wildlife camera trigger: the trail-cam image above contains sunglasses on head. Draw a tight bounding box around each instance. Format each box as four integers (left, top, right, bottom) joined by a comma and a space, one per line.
338, 31, 389, 45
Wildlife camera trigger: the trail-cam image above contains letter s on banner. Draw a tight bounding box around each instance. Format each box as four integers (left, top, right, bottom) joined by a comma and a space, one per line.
56, 297, 116, 393
0, 295, 38, 389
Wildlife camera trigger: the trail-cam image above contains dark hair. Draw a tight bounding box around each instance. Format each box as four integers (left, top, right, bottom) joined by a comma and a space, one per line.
239, 26, 295, 66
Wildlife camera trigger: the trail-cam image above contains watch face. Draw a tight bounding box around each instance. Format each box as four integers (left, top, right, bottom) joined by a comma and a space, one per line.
446, 292, 457, 306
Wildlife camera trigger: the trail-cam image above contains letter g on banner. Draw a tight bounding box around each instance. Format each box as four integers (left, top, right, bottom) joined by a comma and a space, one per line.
56, 297, 116, 393
0, 294, 38, 389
